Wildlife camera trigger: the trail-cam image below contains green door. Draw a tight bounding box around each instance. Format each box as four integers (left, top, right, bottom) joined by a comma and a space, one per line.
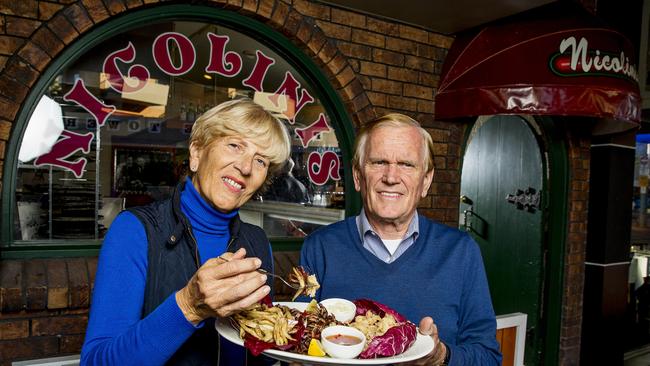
460, 115, 544, 365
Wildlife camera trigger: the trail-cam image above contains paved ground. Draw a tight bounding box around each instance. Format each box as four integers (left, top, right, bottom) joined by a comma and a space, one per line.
626, 353, 650, 366
626, 345, 650, 366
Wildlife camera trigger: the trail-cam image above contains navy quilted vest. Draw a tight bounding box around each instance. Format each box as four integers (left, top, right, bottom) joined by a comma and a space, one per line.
128, 180, 274, 366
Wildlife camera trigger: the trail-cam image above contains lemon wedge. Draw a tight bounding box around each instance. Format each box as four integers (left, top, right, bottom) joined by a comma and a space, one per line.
305, 299, 319, 314
307, 339, 326, 357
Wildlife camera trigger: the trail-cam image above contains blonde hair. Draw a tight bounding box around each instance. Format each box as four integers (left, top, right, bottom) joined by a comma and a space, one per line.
352, 113, 434, 172
190, 98, 291, 179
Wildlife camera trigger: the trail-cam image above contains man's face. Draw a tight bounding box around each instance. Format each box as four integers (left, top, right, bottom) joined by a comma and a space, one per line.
190, 135, 270, 213
353, 125, 433, 228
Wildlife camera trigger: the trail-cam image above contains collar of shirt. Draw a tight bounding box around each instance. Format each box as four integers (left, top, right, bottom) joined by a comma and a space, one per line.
356, 209, 419, 263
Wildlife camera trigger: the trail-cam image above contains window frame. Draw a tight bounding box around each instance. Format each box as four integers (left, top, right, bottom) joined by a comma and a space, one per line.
1, 4, 359, 258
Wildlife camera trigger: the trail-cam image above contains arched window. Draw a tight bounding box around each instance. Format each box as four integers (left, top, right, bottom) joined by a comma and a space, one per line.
2, 6, 356, 254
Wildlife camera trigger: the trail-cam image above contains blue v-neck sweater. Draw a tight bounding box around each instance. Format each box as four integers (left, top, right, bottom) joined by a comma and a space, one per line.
300, 215, 502, 366
82, 179, 241, 365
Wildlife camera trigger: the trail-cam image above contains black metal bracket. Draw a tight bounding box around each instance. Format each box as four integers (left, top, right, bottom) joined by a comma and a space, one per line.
506, 187, 541, 213
460, 195, 488, 238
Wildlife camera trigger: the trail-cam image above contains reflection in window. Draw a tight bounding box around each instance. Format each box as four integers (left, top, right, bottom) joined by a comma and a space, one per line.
633, 137, 650, 242
14, 21, 345, 243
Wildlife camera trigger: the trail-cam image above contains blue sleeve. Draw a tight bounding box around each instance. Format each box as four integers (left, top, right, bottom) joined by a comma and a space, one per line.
447, 237, 502, 366
81, 211, 199, 366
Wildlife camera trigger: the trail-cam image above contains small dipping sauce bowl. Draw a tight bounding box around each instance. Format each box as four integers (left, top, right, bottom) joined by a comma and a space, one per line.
320, 325, 366, 359
320, 298, 357, 323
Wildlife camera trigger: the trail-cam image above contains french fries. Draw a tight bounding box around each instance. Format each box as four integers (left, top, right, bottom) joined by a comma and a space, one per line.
233, 303, 298, 346
288, 267, 320, 301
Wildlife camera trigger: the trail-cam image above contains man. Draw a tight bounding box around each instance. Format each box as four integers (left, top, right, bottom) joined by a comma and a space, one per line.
300, 114, 502, 365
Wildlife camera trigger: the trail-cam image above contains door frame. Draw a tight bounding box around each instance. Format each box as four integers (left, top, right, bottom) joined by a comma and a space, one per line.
459, 115, 568, 365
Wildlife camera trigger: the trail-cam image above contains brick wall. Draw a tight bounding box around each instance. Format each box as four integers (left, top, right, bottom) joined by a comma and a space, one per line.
0, 258, 95, 365
560, 128, 591, 365
0, 0, 589, 365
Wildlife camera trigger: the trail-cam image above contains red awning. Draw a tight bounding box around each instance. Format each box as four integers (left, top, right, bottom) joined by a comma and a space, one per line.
435, 11, 641, 133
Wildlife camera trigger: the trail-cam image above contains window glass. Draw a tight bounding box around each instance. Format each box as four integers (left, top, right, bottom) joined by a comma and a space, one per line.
633, 138, 650, 244
630, 135, 650, 352
14, 21, 345, 243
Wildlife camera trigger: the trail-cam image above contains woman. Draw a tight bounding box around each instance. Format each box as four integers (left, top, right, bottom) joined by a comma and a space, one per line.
82, 99, 291, 365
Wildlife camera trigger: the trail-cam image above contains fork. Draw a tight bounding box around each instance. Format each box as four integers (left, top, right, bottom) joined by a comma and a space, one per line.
216, 255, 305, 290
257, 267, 306, 290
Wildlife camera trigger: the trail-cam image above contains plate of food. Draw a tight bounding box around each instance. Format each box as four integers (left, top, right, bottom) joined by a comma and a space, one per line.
215, 299, 435, 365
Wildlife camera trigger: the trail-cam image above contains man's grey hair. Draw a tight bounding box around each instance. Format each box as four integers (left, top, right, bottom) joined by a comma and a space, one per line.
352, 113, 435, 172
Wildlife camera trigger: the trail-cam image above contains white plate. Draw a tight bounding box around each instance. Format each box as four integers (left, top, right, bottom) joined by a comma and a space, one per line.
215, 301, 435, 365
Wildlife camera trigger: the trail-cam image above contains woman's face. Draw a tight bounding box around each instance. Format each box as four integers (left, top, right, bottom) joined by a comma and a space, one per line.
190, 135, 270, 213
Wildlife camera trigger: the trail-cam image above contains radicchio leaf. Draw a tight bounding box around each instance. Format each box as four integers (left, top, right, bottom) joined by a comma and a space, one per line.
358, 322, 417, 359
260, 295, 273, 307
243, 334, 276, 356
353, 299, 417, 358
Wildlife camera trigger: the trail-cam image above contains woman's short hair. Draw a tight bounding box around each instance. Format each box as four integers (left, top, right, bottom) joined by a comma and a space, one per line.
189, 98, 291, 178
352, 113, 434, 172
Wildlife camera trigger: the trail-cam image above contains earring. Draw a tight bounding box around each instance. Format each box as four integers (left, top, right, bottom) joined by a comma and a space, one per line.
190, 162, 197, 172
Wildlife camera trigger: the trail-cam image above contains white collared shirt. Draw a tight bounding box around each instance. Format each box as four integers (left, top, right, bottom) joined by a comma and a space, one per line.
356, 209, 419, 263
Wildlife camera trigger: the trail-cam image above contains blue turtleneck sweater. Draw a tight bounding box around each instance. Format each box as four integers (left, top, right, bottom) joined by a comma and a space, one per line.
81, 178, 244, 365
180, 177, 237, 263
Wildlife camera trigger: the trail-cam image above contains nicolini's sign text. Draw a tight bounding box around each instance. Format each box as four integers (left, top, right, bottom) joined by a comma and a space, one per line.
33, 32, 341, 186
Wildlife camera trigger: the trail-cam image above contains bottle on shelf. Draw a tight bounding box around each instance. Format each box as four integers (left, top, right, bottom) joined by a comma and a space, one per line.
196, 101, 204, 118
179, 102, 187, 121
187, 102, 196, 122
